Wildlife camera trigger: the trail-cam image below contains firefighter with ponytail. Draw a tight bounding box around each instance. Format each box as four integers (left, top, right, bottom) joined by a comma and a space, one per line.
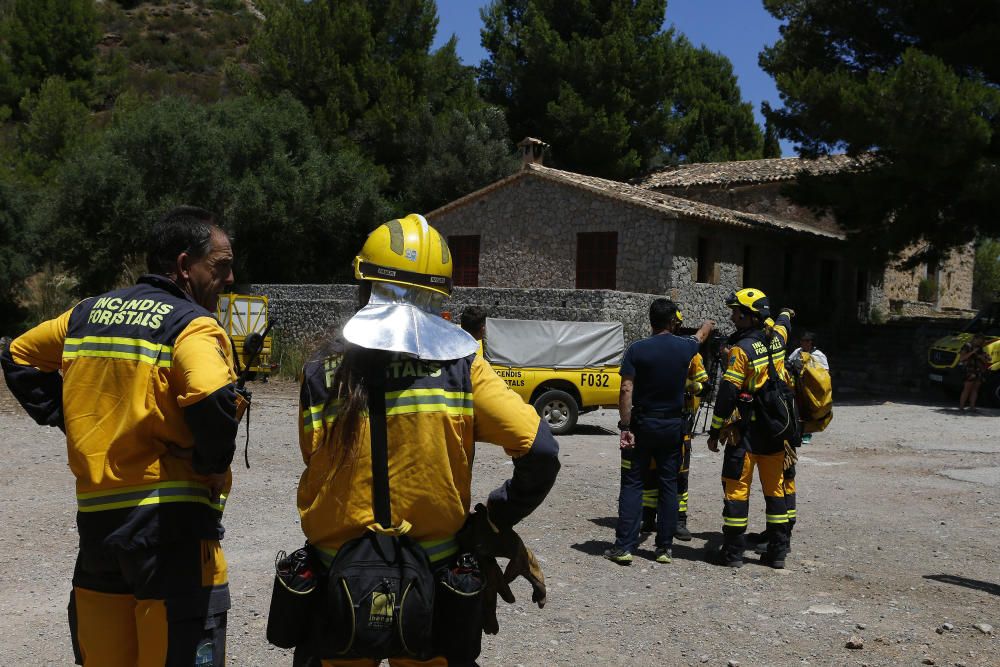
291, 214, 560, 666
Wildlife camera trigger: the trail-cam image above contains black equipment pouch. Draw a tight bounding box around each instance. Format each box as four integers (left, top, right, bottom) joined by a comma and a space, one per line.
751, 338, 802, 452
313, 357, 436, 661
266, 546, 320, 649
432, 552, 485, 662
317, 531, 435, 659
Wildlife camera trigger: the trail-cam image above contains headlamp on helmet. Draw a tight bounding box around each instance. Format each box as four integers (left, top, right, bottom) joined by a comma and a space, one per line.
725, 288, 770, 318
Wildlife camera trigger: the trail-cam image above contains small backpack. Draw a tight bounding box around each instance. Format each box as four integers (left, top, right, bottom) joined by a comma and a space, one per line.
752, 335, 802, 451
313, 363, 436, 661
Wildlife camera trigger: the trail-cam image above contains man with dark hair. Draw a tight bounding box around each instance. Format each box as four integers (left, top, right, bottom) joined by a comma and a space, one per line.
1, 206, 243, 665
460, 306, 488, 341
605, 298, 714, 565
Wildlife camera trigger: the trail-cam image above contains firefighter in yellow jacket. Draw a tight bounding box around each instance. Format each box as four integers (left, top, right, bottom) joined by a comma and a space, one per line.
294, 214, 561, 666
706, 288, 795, 569
0, 207, 242, 666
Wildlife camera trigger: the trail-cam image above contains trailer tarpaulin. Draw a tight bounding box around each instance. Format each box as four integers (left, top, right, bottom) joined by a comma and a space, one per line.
484, 318, 624, 368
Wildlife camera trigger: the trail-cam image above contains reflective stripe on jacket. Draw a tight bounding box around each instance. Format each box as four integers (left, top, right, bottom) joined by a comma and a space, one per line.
2, 275, 238, 547
297, 348, 560, 554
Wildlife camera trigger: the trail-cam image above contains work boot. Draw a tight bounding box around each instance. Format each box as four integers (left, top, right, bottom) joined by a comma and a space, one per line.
674, 515, 692, 542
640, 507, 656, 534
706, 545, 743, 568
760, 551, 785, 569
760, 524, 790, 569
603, 547, 633, 566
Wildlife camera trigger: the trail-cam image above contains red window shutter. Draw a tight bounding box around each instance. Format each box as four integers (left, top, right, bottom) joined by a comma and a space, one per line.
576, 232, 618, 289
449, 235, 480, 287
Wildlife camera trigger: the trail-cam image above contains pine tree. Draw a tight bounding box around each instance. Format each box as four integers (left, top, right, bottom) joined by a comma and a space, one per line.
245, 0, 517, 211
479, 0, 764, 179
760, 0, 1000, 262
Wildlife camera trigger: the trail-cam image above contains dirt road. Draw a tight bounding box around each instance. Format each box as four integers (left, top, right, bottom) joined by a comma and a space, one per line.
1, 380, 997, 666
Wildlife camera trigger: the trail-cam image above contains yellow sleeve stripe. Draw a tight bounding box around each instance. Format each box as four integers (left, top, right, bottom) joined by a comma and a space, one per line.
693, 370, 709, 382
711, 415, 725, 428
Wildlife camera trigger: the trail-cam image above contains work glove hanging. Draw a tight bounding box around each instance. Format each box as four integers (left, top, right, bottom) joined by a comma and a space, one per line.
719, 423, 741, 448
502, 537, 546, 607
783, 439, 798, 471
480, 555, 514, 635
457, 504, 548, 626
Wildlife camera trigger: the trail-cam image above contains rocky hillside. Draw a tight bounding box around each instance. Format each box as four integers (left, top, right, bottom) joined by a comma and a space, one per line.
95, 0, 261, 103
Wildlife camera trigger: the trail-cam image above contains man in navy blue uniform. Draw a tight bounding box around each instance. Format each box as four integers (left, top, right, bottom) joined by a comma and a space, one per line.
605, 299, 714, 565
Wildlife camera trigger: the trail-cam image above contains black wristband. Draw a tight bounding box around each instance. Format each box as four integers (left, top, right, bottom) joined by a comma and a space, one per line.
617, 419, 630, 431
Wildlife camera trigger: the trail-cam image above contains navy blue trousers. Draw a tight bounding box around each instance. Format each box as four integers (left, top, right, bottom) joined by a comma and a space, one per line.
614, 419, 684, 553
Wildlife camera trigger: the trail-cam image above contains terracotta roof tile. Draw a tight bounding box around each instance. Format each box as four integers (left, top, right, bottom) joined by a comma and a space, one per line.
426, 163, 845, 240
637, 154, 866, 189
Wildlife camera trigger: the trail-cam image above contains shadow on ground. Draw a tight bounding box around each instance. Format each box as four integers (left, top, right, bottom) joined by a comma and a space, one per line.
924, 574, 1000, 597
572, 424, 617, 436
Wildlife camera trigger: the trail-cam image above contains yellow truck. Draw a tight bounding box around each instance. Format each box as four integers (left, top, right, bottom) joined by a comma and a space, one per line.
927, 301, 1000, 404
215, 293, 273, 376
483, 318, 623, 434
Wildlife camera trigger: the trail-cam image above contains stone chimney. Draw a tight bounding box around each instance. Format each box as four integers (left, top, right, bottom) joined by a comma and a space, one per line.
517, 137, 549, 167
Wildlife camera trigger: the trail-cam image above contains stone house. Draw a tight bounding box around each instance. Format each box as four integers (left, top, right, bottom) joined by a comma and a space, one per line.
638, 156, 975, 317
428, 150, 974, 327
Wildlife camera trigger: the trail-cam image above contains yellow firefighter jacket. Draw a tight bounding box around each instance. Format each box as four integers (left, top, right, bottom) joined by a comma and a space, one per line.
685, 352, 709, 415
298, 345, 560, 565
709, 311, 792, 453
0, 275, 240, 548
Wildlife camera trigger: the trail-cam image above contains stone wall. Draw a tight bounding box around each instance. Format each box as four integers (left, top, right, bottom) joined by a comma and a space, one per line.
882, 245, 975, 311
429, 175, 676, 294
656, 181, 840, 233
250, 284, 974, 398
249, 284, 732, 348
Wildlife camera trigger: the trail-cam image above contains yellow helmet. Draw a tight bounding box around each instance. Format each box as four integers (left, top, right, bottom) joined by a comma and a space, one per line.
725, 287, 770, 317
353, 213, 453, 296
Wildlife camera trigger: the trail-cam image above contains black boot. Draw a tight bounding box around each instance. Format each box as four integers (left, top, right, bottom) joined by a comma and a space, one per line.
760, 524, 789, 569
674, 514, 692, 541
707, 536, 744, 568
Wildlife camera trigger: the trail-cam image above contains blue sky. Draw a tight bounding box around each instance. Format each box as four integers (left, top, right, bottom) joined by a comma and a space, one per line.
432, 0, 794, 156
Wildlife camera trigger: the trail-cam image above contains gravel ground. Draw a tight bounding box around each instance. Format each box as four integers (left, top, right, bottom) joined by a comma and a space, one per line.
1, 380, 998, 666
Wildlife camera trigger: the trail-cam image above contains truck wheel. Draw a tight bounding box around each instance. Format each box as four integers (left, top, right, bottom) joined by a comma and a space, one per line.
534, 389, 579, 435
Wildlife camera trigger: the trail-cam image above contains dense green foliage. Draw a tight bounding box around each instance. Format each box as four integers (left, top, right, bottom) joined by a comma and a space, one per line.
34, 95, 392, 294
0, 0, 99, 115
245, 0, 518, 210
761, 0, 1000, 263
0, 178, 32, 327
670, 38, 763, 164
17, 76, 90, 178
479, 0, 764, 178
